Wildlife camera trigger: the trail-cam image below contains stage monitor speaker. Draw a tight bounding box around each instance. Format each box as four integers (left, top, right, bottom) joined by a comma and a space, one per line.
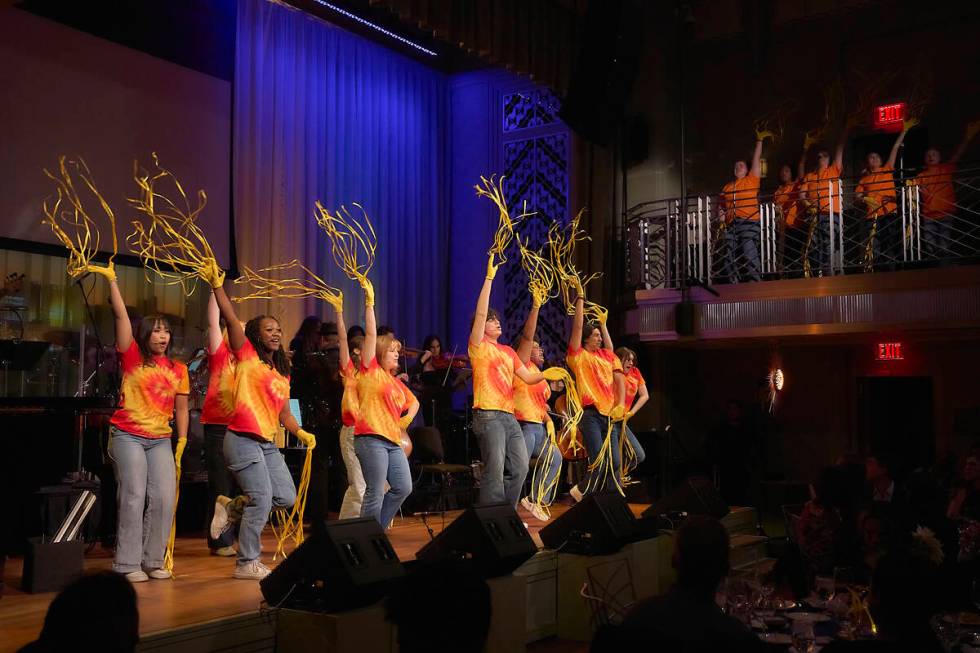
539, 491, 638, 555
260, 517, 405, 612
414, 503, 536, 578
642, 475, 730, 520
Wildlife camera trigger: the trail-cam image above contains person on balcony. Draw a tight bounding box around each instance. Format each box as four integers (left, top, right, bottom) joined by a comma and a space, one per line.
774, 140, 809, 277
913, 120, 980, 261
800, 127, 847, 276
855, 119, 915, 270
719, 130, 771, 283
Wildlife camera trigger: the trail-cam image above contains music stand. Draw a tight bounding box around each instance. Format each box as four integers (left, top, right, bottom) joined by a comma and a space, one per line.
0, 340, 49, 396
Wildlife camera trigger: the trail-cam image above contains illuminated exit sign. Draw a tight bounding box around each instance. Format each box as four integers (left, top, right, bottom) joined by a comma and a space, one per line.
876, 342, 904, 360
874, 103, 906, 129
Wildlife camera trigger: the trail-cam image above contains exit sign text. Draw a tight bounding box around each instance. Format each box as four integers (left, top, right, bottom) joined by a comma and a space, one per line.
874, 103, 906, 129
876, 342, 904, 360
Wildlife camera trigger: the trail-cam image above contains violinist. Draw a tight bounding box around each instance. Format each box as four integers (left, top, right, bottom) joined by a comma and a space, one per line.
410, 335, 471, 429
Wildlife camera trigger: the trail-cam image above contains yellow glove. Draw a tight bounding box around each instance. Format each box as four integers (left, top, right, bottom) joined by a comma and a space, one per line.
803, 130, 820, 150
625, 411, 635, 420
83, 263, 117, 282
399, 414, 413, 430
296, 429, 316, 450
902, 117, 919, 132
325, 291, 344, 313
755, 129, 774, 142
542, 367, 568, 382
608, 404, 626, 420
546, 420, 556, 442
485, 254, 500, 281
203, 259, 225, 289
595, 306, 609, 326
174, 437, 187, 470
360, 278, 375, 307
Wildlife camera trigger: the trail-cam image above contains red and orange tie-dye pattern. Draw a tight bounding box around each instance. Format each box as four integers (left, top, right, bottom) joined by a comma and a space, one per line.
227, 340, 290, 442
354, 358, 418, 444
513, 362, 550, 424
110, 341, 190, 438
566, 346, 623, 417
468, 338, 524, 413
201, 340, 237, 426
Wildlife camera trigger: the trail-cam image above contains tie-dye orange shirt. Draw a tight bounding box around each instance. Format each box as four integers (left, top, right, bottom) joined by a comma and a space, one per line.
110, 341, 189, 439
354, 358, 418, 445
624, 367, 646, 409
566, 346, 623, 416
201, 340, 236, 425
468, 338, 525, 413
227, 340, 290, 442
340, 358, 359, 427
513, 362, 550, 424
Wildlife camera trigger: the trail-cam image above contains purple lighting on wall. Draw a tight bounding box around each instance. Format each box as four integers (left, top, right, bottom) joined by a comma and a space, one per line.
311, 0, 438, 57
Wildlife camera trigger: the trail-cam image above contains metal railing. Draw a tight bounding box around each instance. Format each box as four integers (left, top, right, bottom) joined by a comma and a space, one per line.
625, 165, 980, 289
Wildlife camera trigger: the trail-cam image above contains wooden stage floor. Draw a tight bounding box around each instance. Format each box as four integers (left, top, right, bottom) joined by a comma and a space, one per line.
2, 503, 649, 652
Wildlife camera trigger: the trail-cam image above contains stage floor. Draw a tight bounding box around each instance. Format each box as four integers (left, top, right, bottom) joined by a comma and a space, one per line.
2, 503, 649, 652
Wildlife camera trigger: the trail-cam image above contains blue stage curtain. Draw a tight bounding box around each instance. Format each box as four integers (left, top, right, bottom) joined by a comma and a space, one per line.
234, 0, 449, 347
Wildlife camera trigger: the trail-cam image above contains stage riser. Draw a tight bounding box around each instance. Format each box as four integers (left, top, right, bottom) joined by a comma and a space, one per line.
137, 612, 275, 653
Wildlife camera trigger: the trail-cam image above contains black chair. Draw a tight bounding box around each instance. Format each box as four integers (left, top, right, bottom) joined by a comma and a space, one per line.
409, 426, 473, 512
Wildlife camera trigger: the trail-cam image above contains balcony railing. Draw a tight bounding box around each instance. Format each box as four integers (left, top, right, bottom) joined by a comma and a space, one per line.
625, 165, 980, 290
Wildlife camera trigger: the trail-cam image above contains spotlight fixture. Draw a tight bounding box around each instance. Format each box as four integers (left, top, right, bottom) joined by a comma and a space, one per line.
312, 1, 439, 57
764, 368, 784, 412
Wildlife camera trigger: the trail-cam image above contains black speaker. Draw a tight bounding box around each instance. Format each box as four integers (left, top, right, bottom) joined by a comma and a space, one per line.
642, 476, 730, 520
260, 517, 405, 611
414, 503, 536, 578
539, 491, 639, 555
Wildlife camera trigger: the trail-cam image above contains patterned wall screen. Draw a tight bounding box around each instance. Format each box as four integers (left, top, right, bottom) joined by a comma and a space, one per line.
500, 89, 570, 366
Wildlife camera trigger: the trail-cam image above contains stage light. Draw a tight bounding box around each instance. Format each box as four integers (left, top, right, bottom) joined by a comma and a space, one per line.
312, 1, 439, 57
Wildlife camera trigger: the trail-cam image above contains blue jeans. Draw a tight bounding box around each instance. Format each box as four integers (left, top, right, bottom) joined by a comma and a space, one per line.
109, 428, 176, 573
473, 409, 529, 506
521, 421, 561, 504
223, 431, 296, 563
578, 407, 623, 494
810, 214, 832, 275
204, 425, 238, 549
354, 435, 411, 528
921, 218, 953, 260
724, 219, 761, 282
622, 425, 646, 471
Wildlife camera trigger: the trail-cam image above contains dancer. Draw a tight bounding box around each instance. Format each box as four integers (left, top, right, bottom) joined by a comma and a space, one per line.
331, 296, 367, 519
353, 277, 419, 527
98, 265, 189, 581
514, 304, 560, 522
201, 291, 243, 556
719, 130, 771, 282
801, 127, 847, 275
855, 119, 914, 269
616, 347, 649, 476
469, 254, 548, 506
211, 280, 311, 579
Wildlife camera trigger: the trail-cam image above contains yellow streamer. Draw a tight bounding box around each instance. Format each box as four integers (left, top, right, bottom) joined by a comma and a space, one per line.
517, 232, 558, 307
753, 99, 797, 144
41, 156, 119, 278
270, 445, 314, 560
162, 437, 186, 575
473, 175, 533, 264
314, 201, 377, 288
127, 153, 219, 293
233, 259, 343, 306
547, 210, 603, 323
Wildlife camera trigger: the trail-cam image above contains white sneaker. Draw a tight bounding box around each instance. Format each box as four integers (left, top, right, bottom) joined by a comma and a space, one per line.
210, 496, 230, 540
211, 545, 237, 557
124, 570, 149, 583
570, 484, 584, 503
234, 560, 271, 580
520, 497, 551, 523
147, 568, 171, 580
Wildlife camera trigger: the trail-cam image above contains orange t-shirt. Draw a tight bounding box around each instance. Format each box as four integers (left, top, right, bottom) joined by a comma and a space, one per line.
915, 163, 956, 220
804, 163, 842, 213
855, 167, 897, 219
110, 341, 189, 439
201, 340, 236, 425
354, 358, 418, 445
720, 174, 761, 222
227, 340, 290, 442
340, 358, 359, 427
624, 367, 646, 409
513, 362, 550, 424
468, 338, 525, 413
774, 182, 801, 227
566, 346, 623, 416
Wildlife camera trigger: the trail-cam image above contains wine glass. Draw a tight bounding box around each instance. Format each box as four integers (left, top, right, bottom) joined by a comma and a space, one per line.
791, 620, 816, 653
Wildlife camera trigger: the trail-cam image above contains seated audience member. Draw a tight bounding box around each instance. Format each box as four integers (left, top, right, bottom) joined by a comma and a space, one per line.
592, 516, 772, 652
19, 571, 139, 653
386, 560, 491, 653
866, 452, 903, 505
947, 454, 979, 520
797, 466, 844, 576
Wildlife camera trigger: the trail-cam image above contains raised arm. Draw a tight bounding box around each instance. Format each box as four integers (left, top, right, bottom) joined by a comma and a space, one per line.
750, 137, 765, 178
206, 290, 223, 354
331, 297, 349, 369
362, 281, 377, 367
107, 276, 133, 352
885, 119, 915, 169
470, 255, 499, 346
516, 304, 540, 364
568, 292, 584, 351
212, 283, 245, 352
600, 317, 614, 352
950, 120, 980, 164
833, 130, 847, 170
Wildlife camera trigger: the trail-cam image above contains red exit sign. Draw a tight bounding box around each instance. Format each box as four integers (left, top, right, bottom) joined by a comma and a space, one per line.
874, 103, 906, 129
876, 342, 904, 360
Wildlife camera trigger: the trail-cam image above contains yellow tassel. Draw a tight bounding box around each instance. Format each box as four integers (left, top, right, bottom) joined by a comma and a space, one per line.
546, 211, 605, 322
314, 202, 377, 288
473, 175, 534, 264
272, 444, 314, 560
162, 436, 186, 576
528, 434, 562, 517
233, 259, 343, 305
584, 417, 623, 496
619, 415, 638, 485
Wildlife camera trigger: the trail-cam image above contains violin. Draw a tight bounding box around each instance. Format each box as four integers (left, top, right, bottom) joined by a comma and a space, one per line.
429, 353, 470, 370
